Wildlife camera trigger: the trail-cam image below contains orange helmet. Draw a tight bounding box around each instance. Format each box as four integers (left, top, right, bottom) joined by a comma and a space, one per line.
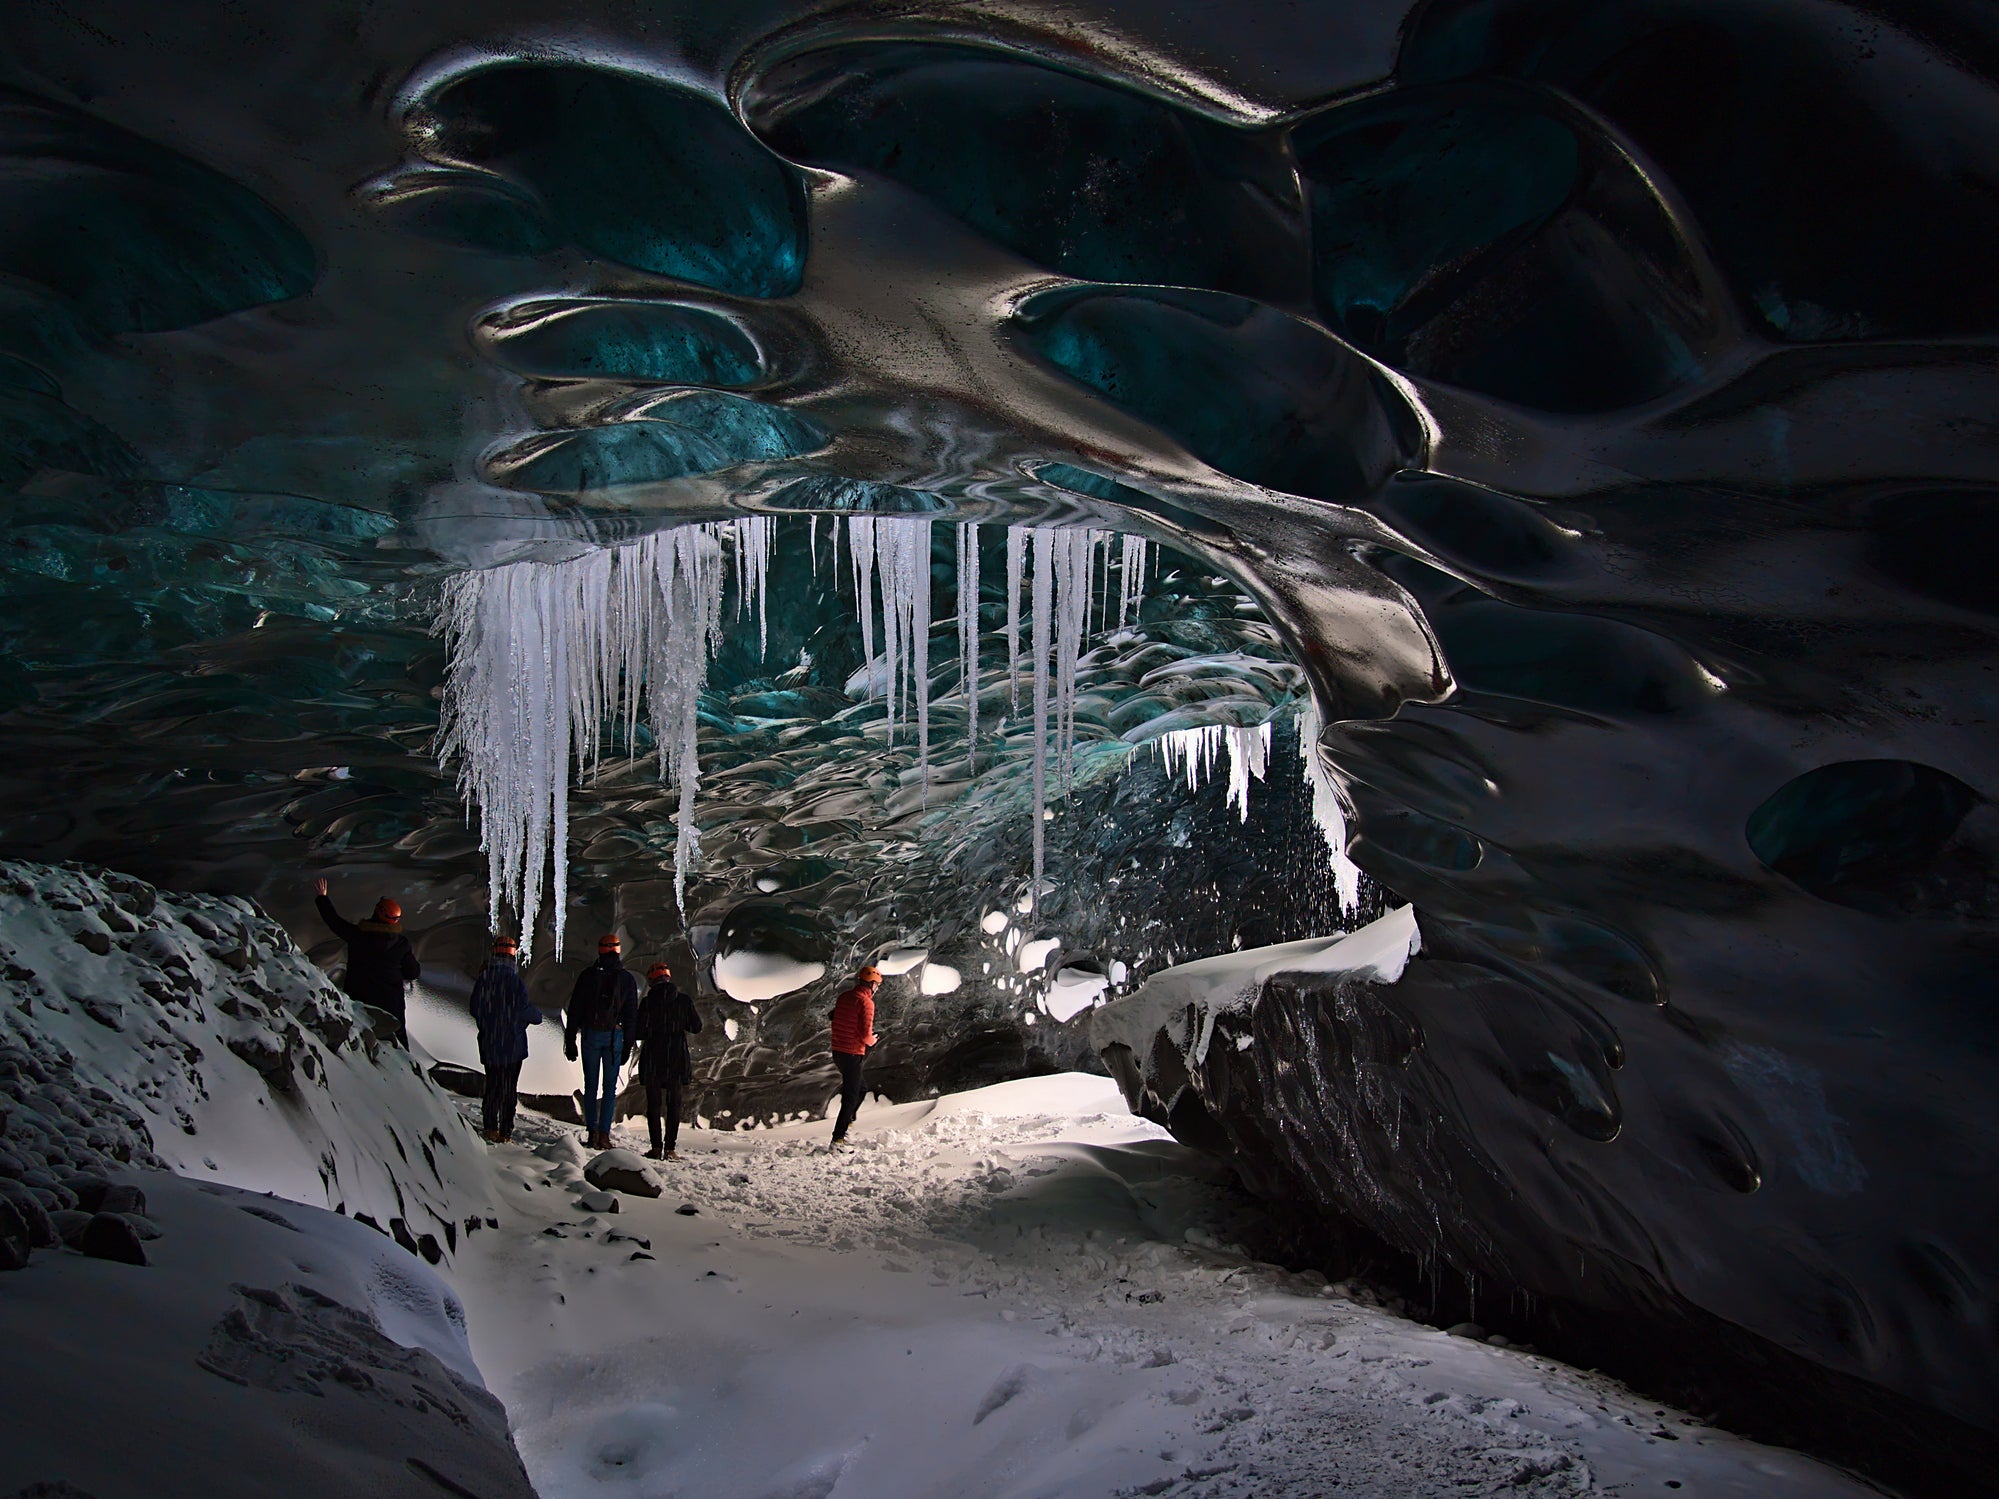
598, 933, 622, 953
492, 935, 518, 955
857, 965, 882, 986
647, 961, 671, 982
373, 897, 402, 924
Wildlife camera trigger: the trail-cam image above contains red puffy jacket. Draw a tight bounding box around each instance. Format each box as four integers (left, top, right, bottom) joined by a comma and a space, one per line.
830, 986, 876, 1056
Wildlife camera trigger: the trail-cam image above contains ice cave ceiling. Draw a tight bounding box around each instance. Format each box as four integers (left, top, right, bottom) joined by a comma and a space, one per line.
1, 0, 1997, 1488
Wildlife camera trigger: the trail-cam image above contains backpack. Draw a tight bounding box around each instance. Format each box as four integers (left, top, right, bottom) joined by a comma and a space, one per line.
573, 965, 625, 1032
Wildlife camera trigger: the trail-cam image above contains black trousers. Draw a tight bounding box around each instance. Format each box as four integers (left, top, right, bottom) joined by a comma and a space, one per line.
832, 1051, 866, 1140
482, 1058, 523, 1138
646, 1076, 684, 1153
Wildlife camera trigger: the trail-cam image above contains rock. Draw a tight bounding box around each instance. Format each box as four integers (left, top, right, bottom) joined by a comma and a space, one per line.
117, 1211, 163, 1241
575, 1190, 619, 1214
64, 1174, 111, 1213
49, 1208, 92, 1245
71, 928, 111, 956
674, 1203, 699, 1216
100, 1181, 147, 1217
0, 1194, 36, 1266
76, 1211, 147, 1265
0, 1180, 55, 1247
1445, 1322, 1487, 1342
583, 1150, 662, 1199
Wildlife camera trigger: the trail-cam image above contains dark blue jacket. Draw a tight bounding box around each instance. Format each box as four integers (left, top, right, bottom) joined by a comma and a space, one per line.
566, 953, 639, 1046
469, 956, 541, 1067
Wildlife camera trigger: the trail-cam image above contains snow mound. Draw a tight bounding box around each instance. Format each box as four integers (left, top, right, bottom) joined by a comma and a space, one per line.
874, 946, 928, 975
918, 961, 962, 995
1091, 906, 1420, 1069
714, 948, 826, 1002
1045, 965, 1109, 1022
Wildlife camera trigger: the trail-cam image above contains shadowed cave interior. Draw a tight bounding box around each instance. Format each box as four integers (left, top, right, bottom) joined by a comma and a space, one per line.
0, 1, 1997, 1495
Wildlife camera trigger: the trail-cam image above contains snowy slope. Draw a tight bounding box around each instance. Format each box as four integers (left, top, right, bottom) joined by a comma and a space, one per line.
0, 1172, 534, 1499
0, 860, 490, 1254
450, 1074, 1884, 1499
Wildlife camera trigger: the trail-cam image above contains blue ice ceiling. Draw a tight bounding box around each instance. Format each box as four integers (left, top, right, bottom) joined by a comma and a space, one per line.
1, 1, 1997, 1490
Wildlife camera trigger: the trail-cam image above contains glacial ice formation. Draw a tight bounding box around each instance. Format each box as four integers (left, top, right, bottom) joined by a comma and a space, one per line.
1, 0, 1997, 1489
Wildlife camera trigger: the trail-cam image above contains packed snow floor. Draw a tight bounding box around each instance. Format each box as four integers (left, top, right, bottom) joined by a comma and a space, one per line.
448, 1075, 1887, 1499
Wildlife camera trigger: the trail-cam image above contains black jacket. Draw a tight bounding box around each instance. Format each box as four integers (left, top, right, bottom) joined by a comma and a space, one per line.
316, 894, 420, 1031
636, 980, 703, 1086
566, 954, 639, 1046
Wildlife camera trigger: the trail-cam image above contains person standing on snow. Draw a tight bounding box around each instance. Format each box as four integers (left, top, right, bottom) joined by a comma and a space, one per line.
828, 964, 881, 1150
469, 935, 540, 1143
565, 933, 639, 1151
635, 961, 703, 1161
313, 877, 421, 1045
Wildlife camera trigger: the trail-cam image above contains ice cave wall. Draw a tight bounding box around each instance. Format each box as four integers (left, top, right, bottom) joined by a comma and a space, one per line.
0, 0, 1995, 1490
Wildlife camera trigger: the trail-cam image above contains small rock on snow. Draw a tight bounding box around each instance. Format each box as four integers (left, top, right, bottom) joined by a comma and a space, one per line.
575, 1190, 620, 1214
584, 1150, 663, 1199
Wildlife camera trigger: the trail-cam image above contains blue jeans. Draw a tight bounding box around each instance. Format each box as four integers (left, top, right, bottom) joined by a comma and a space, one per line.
581, 1029, 624, 1137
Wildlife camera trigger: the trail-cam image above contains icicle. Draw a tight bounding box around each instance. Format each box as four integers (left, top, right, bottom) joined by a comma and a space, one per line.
1118, 533, 1150, 628
1005, 524, 1025, 713
849, 514, 878, 700
1298, 700, 1365, 914
957, 520, 980, 773
1052, 529, 1092, 790
1029, 527, 1054, 898
1150, 721, 1271, 823
436, 521, 745, 956
809, 513, 819, 582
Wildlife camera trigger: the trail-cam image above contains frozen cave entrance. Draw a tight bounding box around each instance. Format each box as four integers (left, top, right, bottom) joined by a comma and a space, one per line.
418, 506, 1388, 1132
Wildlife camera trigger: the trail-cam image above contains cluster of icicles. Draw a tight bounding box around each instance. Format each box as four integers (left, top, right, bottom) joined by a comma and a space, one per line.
437, 515, 1353, 961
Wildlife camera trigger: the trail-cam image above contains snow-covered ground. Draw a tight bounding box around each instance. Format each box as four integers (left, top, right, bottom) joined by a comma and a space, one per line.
449, 1074, 1887, 1499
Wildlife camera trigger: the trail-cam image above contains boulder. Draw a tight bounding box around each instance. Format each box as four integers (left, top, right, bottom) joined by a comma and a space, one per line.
583, 1150, 662, 1199
574, 1190, 619, 1214
76, 1211, 147, 1265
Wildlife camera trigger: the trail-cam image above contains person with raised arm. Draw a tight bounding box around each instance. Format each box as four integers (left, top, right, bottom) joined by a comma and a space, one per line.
312, 877, 421, 1045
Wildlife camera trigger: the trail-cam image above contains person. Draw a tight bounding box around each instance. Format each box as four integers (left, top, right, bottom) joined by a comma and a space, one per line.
469, 935, 540, 1143
565, 933, 638, 1151
313, 877, 421, 1045
635, 961, 703, 1161
828, 964, 881, 1150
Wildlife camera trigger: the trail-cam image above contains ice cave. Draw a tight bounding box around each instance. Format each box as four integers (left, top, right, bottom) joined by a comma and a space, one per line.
0, 1, 1994, 1495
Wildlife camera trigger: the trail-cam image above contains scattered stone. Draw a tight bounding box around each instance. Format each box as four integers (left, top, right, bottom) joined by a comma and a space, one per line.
63, 1174, 111, 1213
674, 1203, 699, 1216
99, 1182, 145, 1217
584, 1149, 662, 1199
77, 1210, 147, 1265
72, 928, 112, 956
0, 1180, 55, 1247
605, 1230, 651, 1250
49, 1208, 92, 1245
117, 1211, 163, 1241
629, 1251, 655, 1261
575, 1190, 619, 1214
1444, 1322, 1487, 1342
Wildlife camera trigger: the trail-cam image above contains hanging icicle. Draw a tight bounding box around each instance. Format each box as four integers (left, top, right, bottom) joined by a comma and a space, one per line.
1297, 701, 1365, 914
957, 521, 980, 773
436, 522, 751, 961
1118, 533, 1150, 628
1005, 524, 1025, 713
1028, 527, 1055, 901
